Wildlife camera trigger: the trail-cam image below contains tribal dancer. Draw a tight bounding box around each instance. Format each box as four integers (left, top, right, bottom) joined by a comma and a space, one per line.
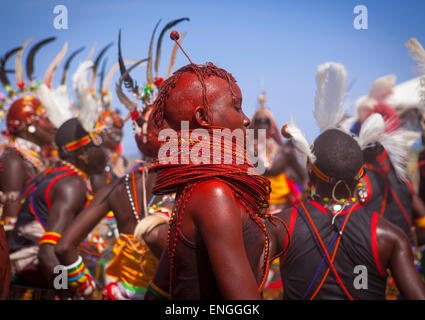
278, 62, 425, 300
145, 30, 288, 300
251, 93, 305, 211
56, 21, 190, 300
8, 48, 108, 299
0, 38, 58, 233
87, 43, 127, 192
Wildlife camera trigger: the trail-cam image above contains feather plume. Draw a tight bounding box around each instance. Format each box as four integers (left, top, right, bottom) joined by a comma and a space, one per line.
380, 128, 420, 181
61, 46, 85, 85
118, 30, 139, 94
283, 121, 315, 162
154, 17, 190, 76
314, 62, 348, 132
15, 38, 33, 87
43, 42, 68, 88
86, 42, 97, 61
147, 19, 162, 85
26, 37, 56, 82
115, 59, 147, 114
98, 57, 108, 94
89, 42, 113, 90
406, 38, 425, 75
0, 47, 21, 87
37, 83, 73, 128
357, 113, 385, 149
167, 32, 187, 78
101, 59, 138, 94
72, 61, 102, 132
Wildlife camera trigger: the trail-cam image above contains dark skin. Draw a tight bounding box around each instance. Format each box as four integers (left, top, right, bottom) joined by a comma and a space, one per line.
90, 115, 124, 192
37, 144, 106, 296
55, 169, 170, 268
277, 173, 425, 300
146, 73, 263, 300
0, 118, 56, 241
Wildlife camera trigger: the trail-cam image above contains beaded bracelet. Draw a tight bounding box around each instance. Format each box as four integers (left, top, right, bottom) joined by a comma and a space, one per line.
64, 256, 89, 287
0, 191, 20, 204
38, 232, 62, 246
415, 216, 425, 229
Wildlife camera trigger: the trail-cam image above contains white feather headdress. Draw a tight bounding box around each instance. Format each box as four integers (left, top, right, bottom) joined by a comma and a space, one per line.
72, 60, 103, 132
358, 112, 420, 180
284, 62, 348, 163
314, 62, 348, 132
36, 42, 74, 129
406, 38, 425, 106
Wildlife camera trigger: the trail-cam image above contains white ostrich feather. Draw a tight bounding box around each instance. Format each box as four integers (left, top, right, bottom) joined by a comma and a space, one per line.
357, 113, 385, 149
338, 116, 356, 134
406, 38, 425, 75
36, 84, 73, 129
380, 128, 420, 181
284, 121, 316, 162
72, 60, 102, 132
314, 62, 348, 132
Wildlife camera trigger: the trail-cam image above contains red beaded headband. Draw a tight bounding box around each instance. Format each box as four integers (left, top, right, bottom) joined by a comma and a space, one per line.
61, 128, 104, 153
309, 160, 364, 183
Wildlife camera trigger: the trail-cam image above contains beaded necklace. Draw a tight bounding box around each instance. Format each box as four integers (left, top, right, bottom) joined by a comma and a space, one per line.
125, 170, 141, 222
9, 137, 44, 173
152, 129, 271, 297
60, 160, 88, 180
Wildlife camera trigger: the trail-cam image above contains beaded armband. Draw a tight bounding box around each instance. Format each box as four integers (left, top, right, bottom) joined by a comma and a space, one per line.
38, 232, 62, 246
64, 256, 90, 288
0, 191, 20, 204
2, 216, 17, 231
147, 281, 169, 300
415, 216, 425, 229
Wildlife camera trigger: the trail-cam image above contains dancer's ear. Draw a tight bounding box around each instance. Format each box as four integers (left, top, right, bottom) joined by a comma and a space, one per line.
195, 106, 211, 127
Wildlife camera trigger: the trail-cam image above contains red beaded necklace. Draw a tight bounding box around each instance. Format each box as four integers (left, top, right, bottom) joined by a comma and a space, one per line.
152, 129, 272, 297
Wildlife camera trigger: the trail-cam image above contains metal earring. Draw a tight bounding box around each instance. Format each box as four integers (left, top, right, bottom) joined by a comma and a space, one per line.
27, 125, 36, 134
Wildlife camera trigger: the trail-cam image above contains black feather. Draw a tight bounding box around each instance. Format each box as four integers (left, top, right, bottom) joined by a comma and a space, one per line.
154, 17, 190, 74
98, 57, 108, 94
0, 47, 21, 87
26, 37, 56, 81
61, 46, 85, 85
118, 29, 138, 93
92, 42, 113, 76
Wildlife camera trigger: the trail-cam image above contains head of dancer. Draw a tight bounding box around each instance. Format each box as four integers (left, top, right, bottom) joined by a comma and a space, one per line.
55, 118, 107, 175
309, 129, 364, 200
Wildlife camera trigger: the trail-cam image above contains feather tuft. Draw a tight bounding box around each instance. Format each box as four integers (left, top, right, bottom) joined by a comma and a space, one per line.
357, 113, 385, 149
283, 121, 315, 162
314, 62, 348, 132
72, 61, 102, 132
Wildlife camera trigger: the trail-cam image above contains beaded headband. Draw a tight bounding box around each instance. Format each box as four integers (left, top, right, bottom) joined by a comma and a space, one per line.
61, 128, 104, 154
309, 159, 365, 184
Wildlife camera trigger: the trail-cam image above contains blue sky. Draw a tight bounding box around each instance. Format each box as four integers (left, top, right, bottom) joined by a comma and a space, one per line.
1, 0, 425, 156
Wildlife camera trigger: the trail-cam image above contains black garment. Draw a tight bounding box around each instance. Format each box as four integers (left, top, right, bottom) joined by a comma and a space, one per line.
280, 200, 387, 300
10, 166, 80, 253
362, 144, 414, 243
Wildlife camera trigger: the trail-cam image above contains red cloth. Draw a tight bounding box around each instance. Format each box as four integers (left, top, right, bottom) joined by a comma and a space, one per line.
0, 225, 11, 299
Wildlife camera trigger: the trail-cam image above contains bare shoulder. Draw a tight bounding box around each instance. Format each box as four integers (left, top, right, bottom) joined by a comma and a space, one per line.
0, 150, 26, 172
188, 179, 243, 227
52, 174, 87, 199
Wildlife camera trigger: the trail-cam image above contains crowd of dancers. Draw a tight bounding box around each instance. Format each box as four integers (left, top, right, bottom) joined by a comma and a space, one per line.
1, 18, 425, 300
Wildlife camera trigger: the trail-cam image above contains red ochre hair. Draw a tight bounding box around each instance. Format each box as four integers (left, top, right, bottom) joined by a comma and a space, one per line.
152, 62, 237, 130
